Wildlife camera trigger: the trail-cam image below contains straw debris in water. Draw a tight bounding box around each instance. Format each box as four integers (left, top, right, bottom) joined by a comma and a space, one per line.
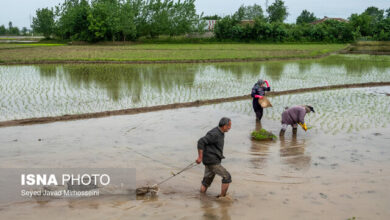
136, 185, 159, 196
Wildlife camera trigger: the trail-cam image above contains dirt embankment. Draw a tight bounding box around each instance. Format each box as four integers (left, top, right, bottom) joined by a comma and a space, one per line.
340, 41, 390, 55
1, 82, 389, 128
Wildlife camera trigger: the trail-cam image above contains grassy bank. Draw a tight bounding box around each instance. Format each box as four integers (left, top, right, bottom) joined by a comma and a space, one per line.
0, 43, 347, 64
0, 43, 66, 50
346, 41, 390, 55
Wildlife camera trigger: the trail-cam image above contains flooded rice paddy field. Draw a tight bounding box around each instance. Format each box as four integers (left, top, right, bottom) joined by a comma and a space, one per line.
218, 87, 390, 134
1, 54, 390, 121
0, 87, 389, 219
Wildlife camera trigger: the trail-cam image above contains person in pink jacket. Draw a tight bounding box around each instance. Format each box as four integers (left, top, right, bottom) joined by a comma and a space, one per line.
251, 79, 271, 122
279, 105, 315, 136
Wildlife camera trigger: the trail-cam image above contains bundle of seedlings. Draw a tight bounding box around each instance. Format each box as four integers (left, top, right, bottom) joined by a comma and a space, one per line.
251, 129, 277, 141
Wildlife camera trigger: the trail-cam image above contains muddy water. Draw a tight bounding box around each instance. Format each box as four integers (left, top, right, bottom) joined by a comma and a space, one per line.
0, 87, 389, 219
1, 55, 389, 120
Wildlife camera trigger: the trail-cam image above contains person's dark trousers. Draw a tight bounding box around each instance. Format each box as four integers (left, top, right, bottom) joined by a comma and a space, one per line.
252, 99, 264, 121
255, 107, 263, 121
293, 127, 298, 135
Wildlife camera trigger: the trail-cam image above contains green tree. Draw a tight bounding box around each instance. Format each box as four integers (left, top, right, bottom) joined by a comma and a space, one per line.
203, 15, 221, 20
363, 7, 386, 38
267, 0, 288, 23
364, 6, 384, 22
349, 6, 389, 40
10, 27, 20, 35
287, 24, 310, 41
149, 0, 170, 37
169, 0, 202, 36
88, 0, 121, 42
0, 25, 6, 35
21, 27, 28, 36
55, 0, 91, 40
234, 4, 264, 20
32, 8, 55, 38
349, 13, 373, 36
132, 0, 200, 38
253, 18, 273, 41
119, 0, 137, 41
296, 10, 317, 24
6, 22, 20, 35
8, 21, 13, 31
5, 0, 209, 42
373, 17, 390, 40
132, 0, 169, 38
133, 0, 149, 37
214, 16, 240, 40
309, 24, 326, 41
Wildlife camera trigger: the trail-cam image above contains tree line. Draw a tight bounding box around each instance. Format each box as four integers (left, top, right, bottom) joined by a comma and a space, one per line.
31, 0, 205, 42
214, 1, 390, 42
0, 22, 31, 36
30, 0, 390, 42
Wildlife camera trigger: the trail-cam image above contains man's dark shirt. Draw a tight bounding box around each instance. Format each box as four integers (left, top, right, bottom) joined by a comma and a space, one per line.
197, 127, 225, 165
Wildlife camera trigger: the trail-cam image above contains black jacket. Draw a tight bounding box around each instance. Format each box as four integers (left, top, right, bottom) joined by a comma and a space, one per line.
197, 127, 225, 165
251, 83, 271, 110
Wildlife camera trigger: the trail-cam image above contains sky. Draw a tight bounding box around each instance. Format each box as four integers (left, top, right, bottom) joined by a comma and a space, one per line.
0, 0, 389, 28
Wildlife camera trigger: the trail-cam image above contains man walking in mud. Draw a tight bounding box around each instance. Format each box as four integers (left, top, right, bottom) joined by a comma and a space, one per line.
196, 117, 232, 197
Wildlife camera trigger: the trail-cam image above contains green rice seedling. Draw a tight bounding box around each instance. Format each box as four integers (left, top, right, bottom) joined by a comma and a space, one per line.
251, 129, 277, 141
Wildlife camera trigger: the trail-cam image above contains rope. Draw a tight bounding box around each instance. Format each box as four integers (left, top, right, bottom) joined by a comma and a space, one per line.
127, 146, 198, 187
156, 162, 198, 186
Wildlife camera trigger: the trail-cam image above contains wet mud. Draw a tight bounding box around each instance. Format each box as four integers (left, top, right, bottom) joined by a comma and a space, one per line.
0, 90, 389, 219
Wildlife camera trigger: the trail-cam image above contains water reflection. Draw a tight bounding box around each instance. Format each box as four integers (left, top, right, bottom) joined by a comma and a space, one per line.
212, 62, 262, 80
200, 194, 232, 220
264, 62, 285, 81
249, 121, 271, 170
0, 55, 389, 120
37, 64, 197, 102
279, 134, 311, 171
315, 55, 390, 76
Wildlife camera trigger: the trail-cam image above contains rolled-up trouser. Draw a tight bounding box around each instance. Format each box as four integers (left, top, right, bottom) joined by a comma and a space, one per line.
201, 164, 232, 187
280, 123, 298, 131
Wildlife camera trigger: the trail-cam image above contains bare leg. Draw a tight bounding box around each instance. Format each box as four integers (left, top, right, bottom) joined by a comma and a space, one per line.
256, 120, 262, 131
219, 183, 229, 197
200, 184, 207, 193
